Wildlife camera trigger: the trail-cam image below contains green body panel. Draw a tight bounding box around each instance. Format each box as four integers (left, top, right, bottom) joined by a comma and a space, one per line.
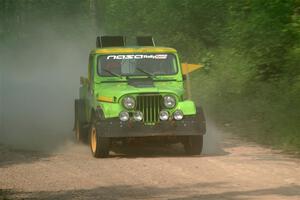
100, 102, 122, 118
79, 46, 197, 122
95, 81, 184, 102
177, 100, 196, 115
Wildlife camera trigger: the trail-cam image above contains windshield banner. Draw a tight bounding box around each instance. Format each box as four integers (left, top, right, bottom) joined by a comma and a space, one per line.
106, 54, 168, 60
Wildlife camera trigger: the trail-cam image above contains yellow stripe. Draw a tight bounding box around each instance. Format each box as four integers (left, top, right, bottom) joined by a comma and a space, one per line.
93, 47, 177, 54
97, 96, 113, 103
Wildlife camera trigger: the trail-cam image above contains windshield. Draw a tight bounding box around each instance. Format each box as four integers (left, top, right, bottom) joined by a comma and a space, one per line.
97, 53, 178, 77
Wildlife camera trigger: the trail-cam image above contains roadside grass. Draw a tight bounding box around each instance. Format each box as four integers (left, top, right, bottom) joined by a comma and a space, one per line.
190, 48, 300, 153
0, 189, 9, 200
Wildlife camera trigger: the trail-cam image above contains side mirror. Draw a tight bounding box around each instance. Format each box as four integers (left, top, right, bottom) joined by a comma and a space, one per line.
80, 77, 90, 85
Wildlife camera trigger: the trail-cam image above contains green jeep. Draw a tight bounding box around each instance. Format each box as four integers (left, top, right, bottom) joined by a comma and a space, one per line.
74, 36, 206, 158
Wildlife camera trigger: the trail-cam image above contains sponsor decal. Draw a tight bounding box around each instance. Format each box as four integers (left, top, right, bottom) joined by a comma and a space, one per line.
106, 54, 168, 60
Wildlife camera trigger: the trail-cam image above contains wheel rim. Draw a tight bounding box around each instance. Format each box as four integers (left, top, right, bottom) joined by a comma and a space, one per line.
91, 127, 97, 153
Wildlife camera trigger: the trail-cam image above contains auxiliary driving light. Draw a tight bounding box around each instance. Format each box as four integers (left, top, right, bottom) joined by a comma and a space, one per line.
173, 110, 184, 120
159, 110, 169, 121
133, 111, 143, 121
119, 111, 129, 122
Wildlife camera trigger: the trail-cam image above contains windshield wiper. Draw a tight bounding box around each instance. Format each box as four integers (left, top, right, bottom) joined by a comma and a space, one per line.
103, 69, 121, 78
136, 67, 156, 78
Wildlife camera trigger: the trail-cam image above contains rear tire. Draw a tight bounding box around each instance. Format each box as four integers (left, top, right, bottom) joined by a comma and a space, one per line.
183, 135, 203, 155
74, 99, 88, 143
75, 121, 88, 143
75, 119, 84, 143
89, 123, 110, 158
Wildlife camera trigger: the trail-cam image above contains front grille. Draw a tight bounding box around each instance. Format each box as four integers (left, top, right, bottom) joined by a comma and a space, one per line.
136, 95, 162, 123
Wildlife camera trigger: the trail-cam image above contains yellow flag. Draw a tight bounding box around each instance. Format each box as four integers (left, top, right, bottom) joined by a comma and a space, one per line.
181, 63, 203, 75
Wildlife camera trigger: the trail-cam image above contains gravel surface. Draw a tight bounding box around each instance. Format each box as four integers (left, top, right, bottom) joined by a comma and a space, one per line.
0, 130, 300, 200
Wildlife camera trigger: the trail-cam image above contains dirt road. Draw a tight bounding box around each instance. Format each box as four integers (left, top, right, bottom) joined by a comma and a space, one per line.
0, 127, 300, 200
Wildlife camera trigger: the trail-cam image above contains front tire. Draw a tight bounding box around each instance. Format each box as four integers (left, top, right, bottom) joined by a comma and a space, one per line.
183, 135, 203, 155
89, 124, 110, 158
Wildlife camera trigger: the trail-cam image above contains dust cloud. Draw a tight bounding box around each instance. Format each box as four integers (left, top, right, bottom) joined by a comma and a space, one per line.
0, 26, 221, 155
0, 25, 94, 151
203, 119, 223, 155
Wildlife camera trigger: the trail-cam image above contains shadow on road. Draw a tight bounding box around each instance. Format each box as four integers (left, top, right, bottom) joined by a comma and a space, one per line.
0, 144, 52, 168
1, 183, 300, 200
0, 135, 229, 168
110, 142, 228, 159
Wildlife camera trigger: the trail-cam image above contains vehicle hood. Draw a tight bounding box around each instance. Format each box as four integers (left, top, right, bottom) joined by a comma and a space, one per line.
95, 80, 184, 101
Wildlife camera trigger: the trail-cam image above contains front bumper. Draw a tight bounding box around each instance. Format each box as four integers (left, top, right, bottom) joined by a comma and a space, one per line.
96, 115, 206, 138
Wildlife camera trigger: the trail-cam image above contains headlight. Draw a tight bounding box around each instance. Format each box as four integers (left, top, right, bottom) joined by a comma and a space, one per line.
173, 110, 183, 120
133, 111, 143, 121
122, 96, 135, 109
164, 95, 176, 108
159, 110, 169, 121
119, 111, 129, 122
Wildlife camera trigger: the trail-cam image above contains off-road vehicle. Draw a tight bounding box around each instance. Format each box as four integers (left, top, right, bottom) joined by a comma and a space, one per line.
74, 36, 206, 158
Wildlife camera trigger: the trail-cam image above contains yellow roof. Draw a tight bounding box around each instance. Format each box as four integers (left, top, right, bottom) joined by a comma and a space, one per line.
91, 46, 177, 54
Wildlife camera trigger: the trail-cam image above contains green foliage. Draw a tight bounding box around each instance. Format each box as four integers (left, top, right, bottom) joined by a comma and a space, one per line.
226, 0, 297, 81
101, 0, 300, 151
102, 0, 229, 62
192, 51, 300, 151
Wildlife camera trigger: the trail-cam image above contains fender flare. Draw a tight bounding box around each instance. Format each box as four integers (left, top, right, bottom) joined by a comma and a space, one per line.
90, 107, 105, 122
